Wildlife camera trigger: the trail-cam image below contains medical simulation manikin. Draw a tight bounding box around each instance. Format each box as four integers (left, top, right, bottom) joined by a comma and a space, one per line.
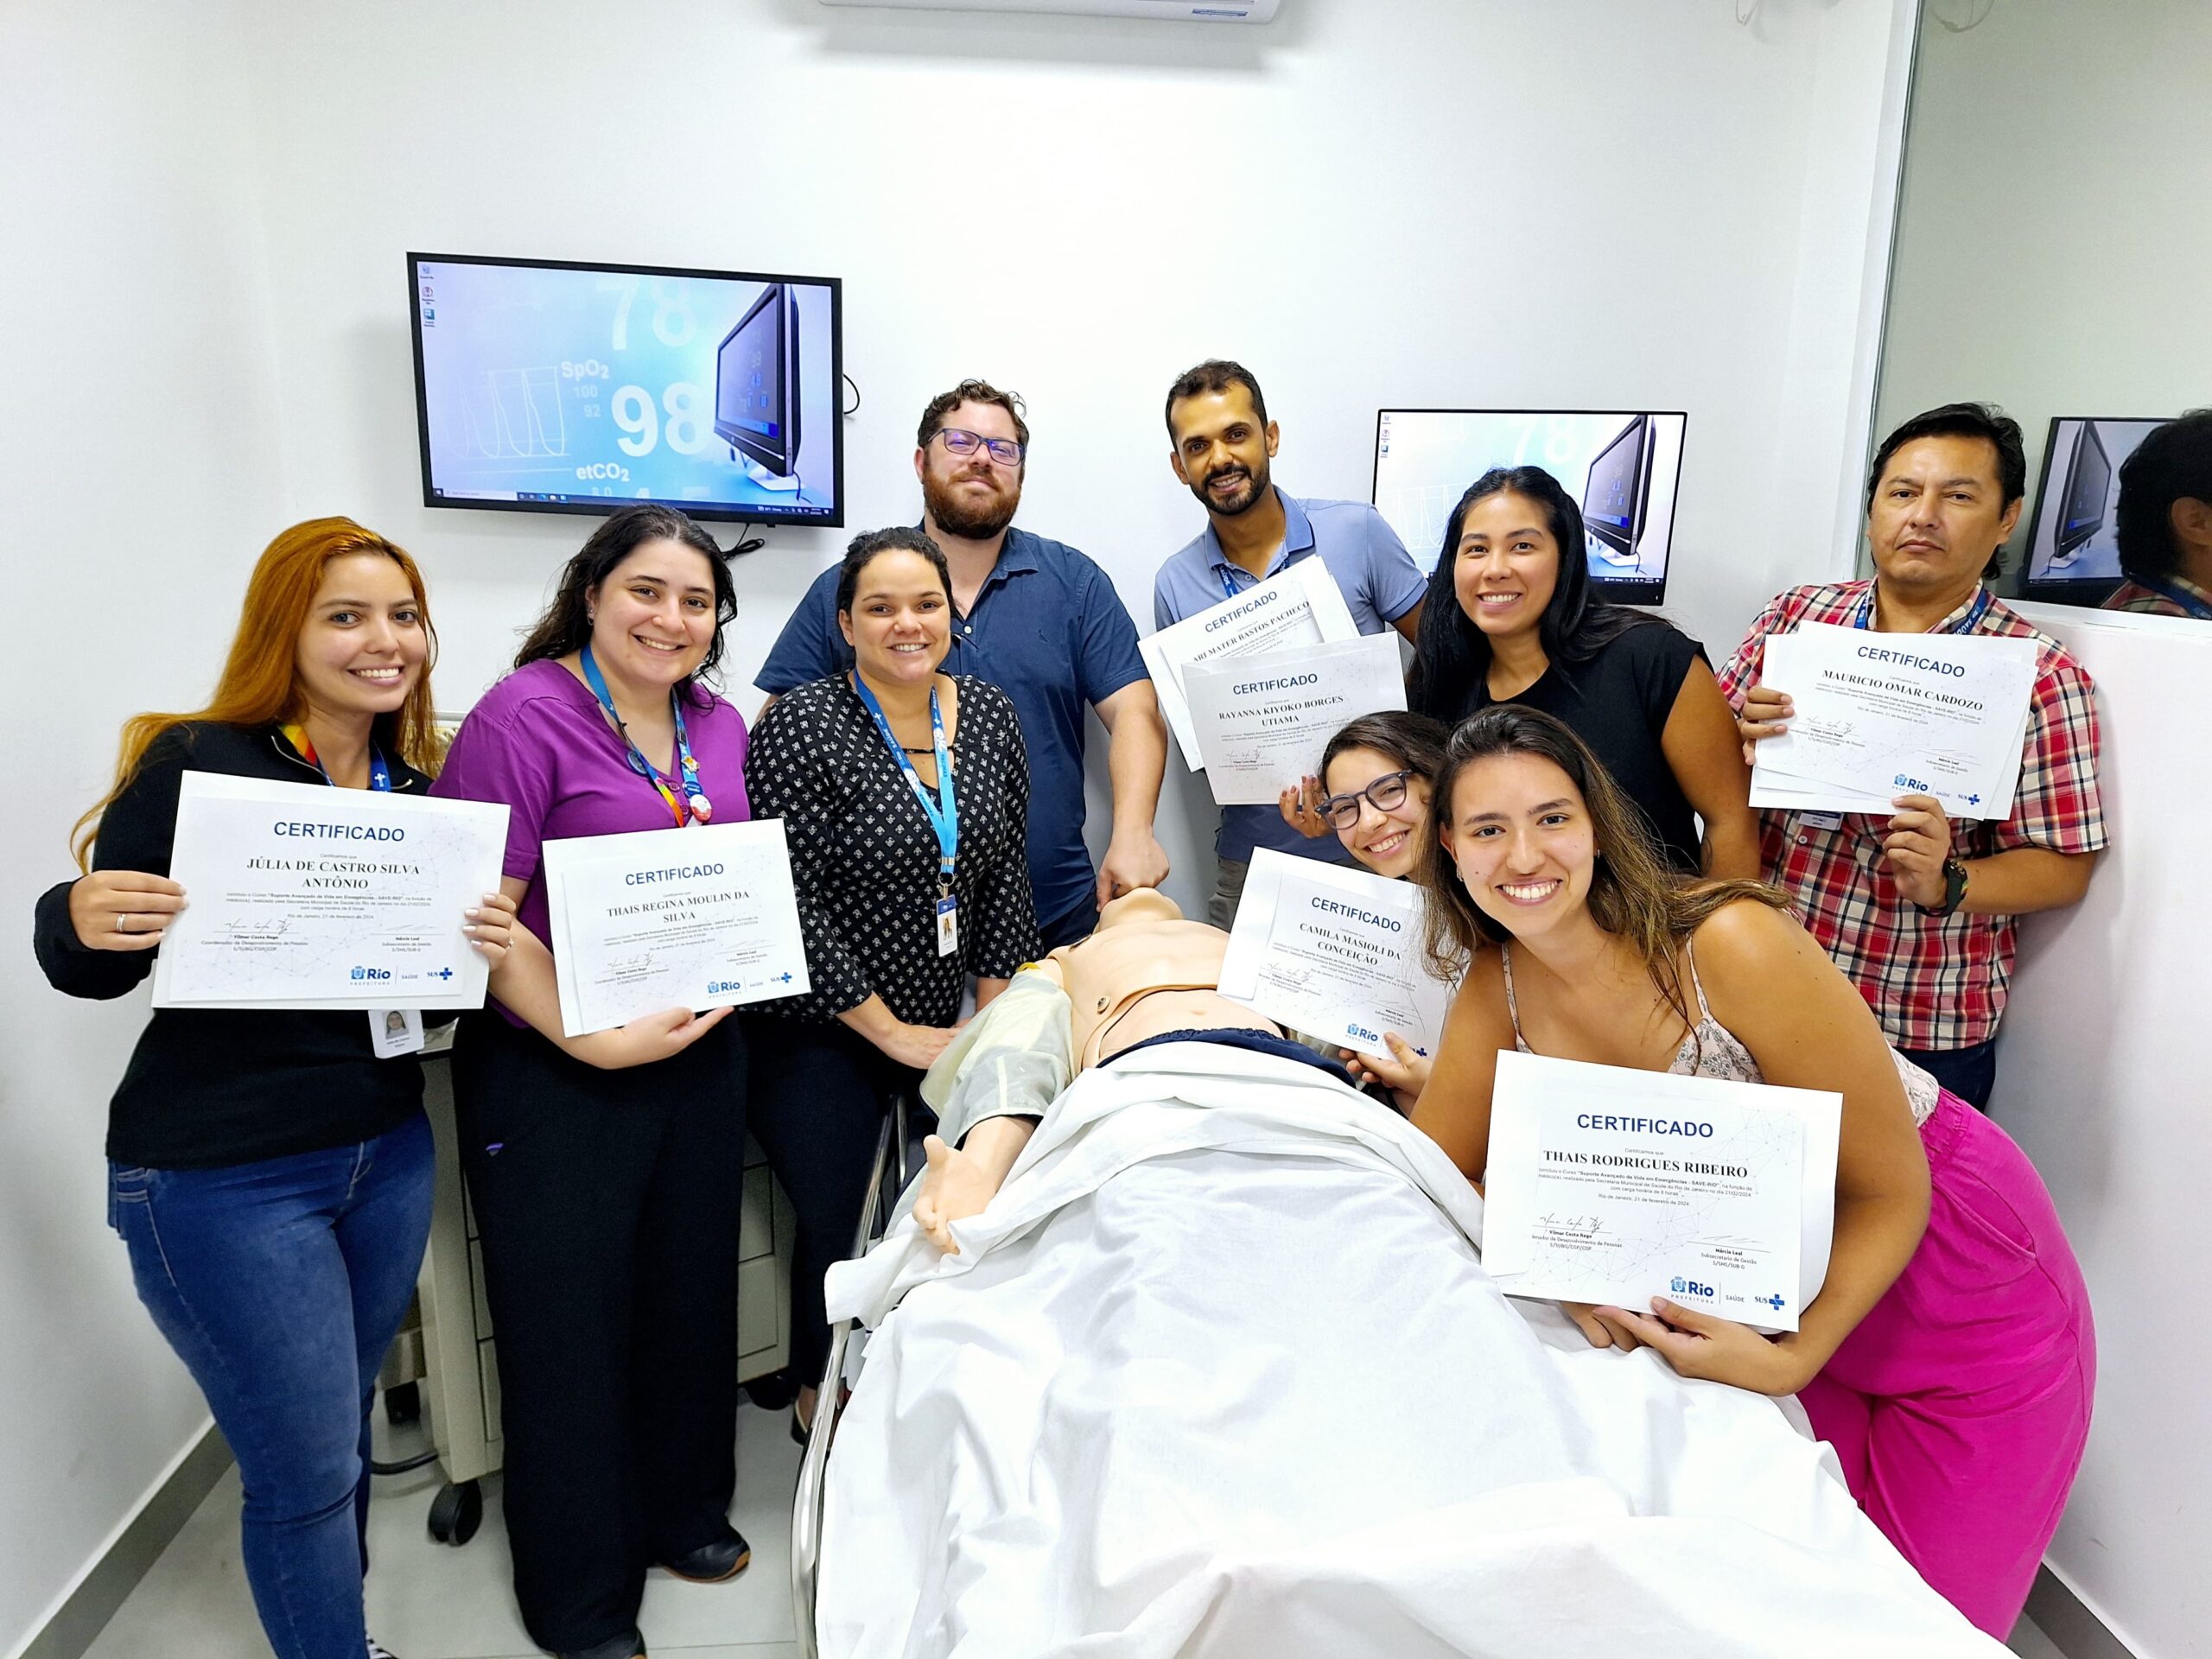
912, 887, 1316, 1249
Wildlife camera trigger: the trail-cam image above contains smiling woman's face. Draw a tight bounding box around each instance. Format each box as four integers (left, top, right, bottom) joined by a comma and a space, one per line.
1441, 751, 1597, 938
292, 551, 427, 724
1452, 489, 1559, 645
1322, 745, 1432, 879
586, 538, 719, 689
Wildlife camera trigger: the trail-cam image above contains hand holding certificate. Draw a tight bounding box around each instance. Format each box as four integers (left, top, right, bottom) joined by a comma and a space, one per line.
1141, 559, 1360, 770
1183, 633, 1408, 806
1217, 849, 1452, 1062
151, 772, 510, 1010
1748, 622, 2038, 818
1482, 1051, 1841, 1334
542, 819, 810, 1037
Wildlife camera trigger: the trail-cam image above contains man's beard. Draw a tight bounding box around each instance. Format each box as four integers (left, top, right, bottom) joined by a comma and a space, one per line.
924, 467, 1020, 540
1191, 456, 1270, 517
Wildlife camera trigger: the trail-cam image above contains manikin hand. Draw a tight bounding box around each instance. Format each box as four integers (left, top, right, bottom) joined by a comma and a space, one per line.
913, 1133, 1001, 1254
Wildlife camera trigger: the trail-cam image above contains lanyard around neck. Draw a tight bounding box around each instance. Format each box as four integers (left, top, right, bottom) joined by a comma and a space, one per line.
281, 722, 391, 791
849, 673, 958, 889
2134, 575, 2212, 620
579, 644, 710, 828
1853, 581, 1993, 635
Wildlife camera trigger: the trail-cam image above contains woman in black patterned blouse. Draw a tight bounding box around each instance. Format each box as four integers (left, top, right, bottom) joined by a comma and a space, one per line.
745, 527, 1038, 1437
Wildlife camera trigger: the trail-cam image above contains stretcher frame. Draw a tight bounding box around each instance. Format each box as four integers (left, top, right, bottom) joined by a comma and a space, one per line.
791, 1093, 908, 1659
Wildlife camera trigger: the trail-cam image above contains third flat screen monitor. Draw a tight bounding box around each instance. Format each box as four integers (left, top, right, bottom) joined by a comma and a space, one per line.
1372, 410, 1687, 604
2021, 416, 2169, 601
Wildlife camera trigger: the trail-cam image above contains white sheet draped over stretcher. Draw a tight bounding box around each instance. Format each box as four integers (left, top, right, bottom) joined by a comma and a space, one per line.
818, 1042, 2004, 1659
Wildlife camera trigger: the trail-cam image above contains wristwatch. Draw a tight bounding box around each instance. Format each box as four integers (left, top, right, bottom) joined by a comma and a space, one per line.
1915, 855, 1968, 918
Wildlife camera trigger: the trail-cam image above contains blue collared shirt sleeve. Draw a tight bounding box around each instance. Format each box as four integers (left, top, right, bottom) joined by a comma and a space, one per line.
1074, 562, 1148, 705
753, 566, 849, 695
1363, 507, 1429, 625
1153, 566, 1178, 633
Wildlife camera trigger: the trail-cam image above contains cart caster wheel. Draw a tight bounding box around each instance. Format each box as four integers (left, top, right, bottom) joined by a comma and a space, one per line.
382, 1382, 422, 1427
742, 1367, 800, 1411
427, 1479, 482, 1547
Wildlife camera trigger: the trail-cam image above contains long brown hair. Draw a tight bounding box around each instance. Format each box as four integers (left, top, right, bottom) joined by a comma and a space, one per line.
72, 518, 442, 868
1417, 706, 1787, 1037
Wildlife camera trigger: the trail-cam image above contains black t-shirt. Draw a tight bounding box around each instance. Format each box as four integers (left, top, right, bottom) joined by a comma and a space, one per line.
33, 721, 438, 1169
1449, 621, 1708, 874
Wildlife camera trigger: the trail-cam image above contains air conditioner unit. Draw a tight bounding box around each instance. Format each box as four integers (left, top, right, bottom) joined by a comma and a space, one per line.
819, 0, 1280, 21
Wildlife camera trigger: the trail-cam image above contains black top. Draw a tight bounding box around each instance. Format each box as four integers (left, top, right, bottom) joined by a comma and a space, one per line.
34, 721, 439, 1169
746, 674, 1039, 1027
1446, 621, 1709, 874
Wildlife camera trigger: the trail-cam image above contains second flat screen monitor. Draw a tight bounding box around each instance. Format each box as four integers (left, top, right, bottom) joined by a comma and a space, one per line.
1372, 410, 1688, 604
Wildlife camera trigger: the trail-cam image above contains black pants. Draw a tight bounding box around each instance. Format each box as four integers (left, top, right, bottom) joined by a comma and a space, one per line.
744, 1017, 919, 1383
1900, 1036, 1998, 1110
1038, 891, 1101, 952
452, 1012, 747, 1654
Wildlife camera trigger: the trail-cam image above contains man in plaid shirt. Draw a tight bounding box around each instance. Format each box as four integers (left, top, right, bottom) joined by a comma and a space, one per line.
1717, 404, 2107, 1109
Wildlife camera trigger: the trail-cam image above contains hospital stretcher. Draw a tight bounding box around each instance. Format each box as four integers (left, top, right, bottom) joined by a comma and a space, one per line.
787, 1018, 2007, 1659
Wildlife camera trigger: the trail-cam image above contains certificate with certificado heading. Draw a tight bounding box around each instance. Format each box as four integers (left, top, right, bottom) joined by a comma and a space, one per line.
1184, 633, 1408, 806
542, 819, 809, 1038
1217, 849, 1452, 1062
1482, 1051, 1841, 1334
151, 772, 510, 1010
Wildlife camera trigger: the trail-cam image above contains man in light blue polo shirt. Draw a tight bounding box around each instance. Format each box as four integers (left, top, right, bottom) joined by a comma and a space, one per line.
758, 378, 1170, 950
1154, 359, 1427, 928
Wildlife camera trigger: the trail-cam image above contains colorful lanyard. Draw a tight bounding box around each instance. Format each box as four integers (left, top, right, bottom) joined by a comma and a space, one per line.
1851, 581, 1993, 634
849, 673, 958, 893
1217, 564, 1246, 601
2133, 575, 2212, 620
281, 723, 391, 791
578, 644, 710, 828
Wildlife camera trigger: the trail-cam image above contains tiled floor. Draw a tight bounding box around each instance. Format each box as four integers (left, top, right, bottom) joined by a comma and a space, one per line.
81, 1398, 804, 1659
77, 1393, 2075, 1659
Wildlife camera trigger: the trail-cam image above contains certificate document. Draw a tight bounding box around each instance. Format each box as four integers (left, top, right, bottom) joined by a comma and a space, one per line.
1482, 1051, 1842, 1333
1141, 559, 1361, 770
1217, 849, 1452, 1061
151, 772, 509, 1010
1183, 634, 1408, 805
1749, 622, 2039, 818
543, 819, 810, 1037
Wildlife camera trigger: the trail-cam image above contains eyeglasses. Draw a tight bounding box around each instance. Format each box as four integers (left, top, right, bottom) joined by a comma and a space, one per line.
932, 428, 1026, 467
1319, 769, 1414, 832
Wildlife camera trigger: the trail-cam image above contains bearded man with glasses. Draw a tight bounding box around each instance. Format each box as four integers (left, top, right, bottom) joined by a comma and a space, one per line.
757, 379, 1170, 949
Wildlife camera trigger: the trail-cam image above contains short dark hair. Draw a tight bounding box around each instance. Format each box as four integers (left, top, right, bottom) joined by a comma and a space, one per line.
2114, 410, 2212, 583
1864, 403, 2026, 581
834, 525, 954, 618
1866, 402, 2028, 512
1164, 359, 1268, 441
514, 505, 735, 691
917, 378, 1030, 453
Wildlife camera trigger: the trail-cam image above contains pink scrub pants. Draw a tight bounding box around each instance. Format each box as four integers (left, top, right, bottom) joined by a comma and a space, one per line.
1799, 1090, 2095, 1639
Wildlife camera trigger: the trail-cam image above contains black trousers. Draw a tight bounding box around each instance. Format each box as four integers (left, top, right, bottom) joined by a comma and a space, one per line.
744, 1016, 919, 1383
1900, 1036, 1999, 1110
452, 1011, 747, 1654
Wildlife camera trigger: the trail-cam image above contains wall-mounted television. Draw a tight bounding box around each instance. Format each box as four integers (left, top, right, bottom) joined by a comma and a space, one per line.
1371, 409, 1687, 605
409, 253, 843, 525
2019, 416, 2168, 604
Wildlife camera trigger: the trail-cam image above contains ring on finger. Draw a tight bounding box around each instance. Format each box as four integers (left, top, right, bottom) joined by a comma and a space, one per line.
116, 912, 134, 935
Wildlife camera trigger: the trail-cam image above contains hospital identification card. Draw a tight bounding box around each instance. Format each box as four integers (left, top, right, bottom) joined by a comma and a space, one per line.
1482, 1051, 1840, 1334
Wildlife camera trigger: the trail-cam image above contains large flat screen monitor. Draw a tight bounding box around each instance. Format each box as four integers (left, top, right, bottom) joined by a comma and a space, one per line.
1372, 409, 1687, 604
2020, 416, 2167, 604
410, 253, 843, 525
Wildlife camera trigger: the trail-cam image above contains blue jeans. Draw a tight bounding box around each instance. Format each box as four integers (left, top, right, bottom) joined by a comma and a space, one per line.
109, 1112, 434, 1659
1899, 1037, 1999, 1111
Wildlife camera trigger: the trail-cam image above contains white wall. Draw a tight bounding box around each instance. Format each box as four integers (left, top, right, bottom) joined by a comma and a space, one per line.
0, 1, 1917, 1651
1875, 0, 2212, 568
0, 6, 285, 1655
1995, 607, 2209, 1659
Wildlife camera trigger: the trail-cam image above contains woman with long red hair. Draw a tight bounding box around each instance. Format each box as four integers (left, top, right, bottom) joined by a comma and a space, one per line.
34, 518, 513, 1659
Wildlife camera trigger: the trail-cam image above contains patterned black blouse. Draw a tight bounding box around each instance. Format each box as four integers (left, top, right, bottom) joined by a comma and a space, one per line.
745, 672, 1039, 1027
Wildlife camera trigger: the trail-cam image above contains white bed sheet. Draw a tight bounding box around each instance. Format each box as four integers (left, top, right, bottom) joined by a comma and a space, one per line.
817, 1042, 2003, 1658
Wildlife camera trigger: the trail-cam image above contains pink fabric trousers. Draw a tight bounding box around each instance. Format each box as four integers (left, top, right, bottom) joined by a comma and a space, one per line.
1799, 1091, 2095, 1639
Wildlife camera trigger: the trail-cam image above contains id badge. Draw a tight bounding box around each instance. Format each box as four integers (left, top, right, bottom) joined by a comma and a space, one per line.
1799, 810, 1847, 832
370, 1007, 425, 1059
936, 893, 959, 957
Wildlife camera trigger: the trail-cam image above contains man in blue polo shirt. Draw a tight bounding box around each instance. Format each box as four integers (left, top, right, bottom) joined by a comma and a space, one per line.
1154, 359, 1427, 928
757, 378, 1170, 949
